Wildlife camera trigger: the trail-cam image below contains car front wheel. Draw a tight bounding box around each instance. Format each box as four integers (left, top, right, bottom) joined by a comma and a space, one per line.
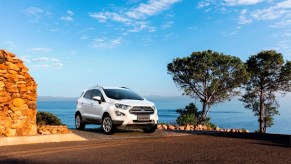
143, 124, 157, 133
75, 113, 85, 130
102, 116, 115, 134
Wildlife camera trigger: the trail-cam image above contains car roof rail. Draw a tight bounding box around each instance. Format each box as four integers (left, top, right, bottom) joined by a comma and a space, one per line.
120, 87, 130, 90
95, 84, 104, 90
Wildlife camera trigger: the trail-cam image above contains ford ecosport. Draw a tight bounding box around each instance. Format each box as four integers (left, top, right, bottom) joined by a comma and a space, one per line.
75, 86, 158, 134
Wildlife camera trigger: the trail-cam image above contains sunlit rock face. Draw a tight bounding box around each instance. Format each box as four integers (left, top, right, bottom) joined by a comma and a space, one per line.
0, 49, 37, 137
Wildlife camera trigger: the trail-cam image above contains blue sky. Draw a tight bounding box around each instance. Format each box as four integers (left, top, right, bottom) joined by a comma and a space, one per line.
0, 0, 291, 97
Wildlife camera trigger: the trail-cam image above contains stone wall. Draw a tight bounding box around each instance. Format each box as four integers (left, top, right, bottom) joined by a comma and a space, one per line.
0, 50, 37, 137
37, 125, 71, 135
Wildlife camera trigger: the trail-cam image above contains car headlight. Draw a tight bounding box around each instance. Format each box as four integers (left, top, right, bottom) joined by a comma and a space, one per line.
115, 103, 131, 110
152, 106, 156, 110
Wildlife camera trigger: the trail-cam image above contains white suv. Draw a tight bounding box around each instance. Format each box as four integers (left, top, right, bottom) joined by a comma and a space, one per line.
75, 86, 158, 134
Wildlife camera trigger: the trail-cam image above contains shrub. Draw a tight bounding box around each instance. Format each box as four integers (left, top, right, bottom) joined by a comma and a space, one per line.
176, 103, 201, 126
176, 103, 216, 128
36, 111, 62, 125
204, 122, 216, 129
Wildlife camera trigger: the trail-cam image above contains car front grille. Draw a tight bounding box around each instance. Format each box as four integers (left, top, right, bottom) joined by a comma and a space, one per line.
129, 106, 154, 115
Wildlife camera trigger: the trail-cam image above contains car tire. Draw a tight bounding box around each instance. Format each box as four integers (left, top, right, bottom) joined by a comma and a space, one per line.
102, 115, 115, 134
75, 113, 85, 130
143, 124, 157, 133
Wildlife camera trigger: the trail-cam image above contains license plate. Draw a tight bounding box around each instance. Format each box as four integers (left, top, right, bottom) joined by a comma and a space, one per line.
137, 115, 150, 121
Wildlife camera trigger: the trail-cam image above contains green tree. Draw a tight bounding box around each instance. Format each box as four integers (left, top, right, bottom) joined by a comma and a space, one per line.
167, 50, 248, 123
241, 50, 291, 133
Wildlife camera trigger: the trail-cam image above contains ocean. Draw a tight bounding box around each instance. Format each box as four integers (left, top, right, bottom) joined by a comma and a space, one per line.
37, 95, 291, 135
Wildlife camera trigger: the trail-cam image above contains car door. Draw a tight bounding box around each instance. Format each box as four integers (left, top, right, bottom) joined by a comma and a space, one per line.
81, 89, 94, 120
88, 89, 104, 121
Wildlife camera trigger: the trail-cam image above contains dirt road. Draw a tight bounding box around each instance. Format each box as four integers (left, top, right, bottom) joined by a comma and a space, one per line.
0, 130, 290, 163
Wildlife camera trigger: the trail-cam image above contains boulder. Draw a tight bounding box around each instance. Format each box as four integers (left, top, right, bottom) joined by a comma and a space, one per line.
157, 124, 163, 130
190, 125, 195, 130
179, 126, 185, 130
214, 127, 220, 131
185, 125, 191, 131
3, 129, 16, 137
168, 125, 176, 130
162, 125, 168, 130
0, 81, 5, 88
12, 98, 25, 107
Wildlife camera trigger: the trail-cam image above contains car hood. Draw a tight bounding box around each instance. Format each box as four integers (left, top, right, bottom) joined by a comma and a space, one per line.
107, 99, 155, 107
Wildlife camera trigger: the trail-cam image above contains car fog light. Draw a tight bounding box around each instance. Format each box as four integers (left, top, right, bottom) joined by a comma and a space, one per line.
115, 111, 125, 116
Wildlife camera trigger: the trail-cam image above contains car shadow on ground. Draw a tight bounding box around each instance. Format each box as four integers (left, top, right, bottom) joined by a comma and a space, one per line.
70, 127, 168, 140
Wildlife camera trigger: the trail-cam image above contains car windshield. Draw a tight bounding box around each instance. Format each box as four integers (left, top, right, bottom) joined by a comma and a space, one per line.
104, 89, 144, 100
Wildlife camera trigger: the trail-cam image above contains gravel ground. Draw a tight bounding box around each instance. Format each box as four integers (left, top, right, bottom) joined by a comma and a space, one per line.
0, 131, 290, 164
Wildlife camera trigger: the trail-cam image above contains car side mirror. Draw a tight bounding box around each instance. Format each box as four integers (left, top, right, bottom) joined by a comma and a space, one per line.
93, 96, 102, 104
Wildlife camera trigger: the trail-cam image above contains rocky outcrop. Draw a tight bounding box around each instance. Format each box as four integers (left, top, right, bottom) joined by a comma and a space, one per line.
0, 50, 37, 137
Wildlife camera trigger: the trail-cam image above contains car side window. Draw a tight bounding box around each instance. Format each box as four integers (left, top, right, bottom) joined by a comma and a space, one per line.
93, 89, 105, 102
83, 89, 93, 100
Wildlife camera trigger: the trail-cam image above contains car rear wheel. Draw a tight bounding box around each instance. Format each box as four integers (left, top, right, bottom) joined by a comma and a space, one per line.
143, 124, 157, 133
75, 113, 85, 130
102, 116, 115, 134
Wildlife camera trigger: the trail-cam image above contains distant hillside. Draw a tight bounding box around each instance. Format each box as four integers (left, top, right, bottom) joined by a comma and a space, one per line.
37, 95, 193, 102
37, 96, 78, 102
145, 95, 193, 102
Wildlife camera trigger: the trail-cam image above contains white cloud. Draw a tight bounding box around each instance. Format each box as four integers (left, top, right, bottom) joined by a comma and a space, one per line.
61, 16, 73, 21
79, 28, 96, 40
26, 56, 64, 69
19, 55, 31, 63
89, 12, 108, 22
197, 1, 211, 8
24, 7, 44, 15
91, 37, 122, 49
51, 58, 60, 62
161, 21, 174, 29
128, 21, 156, 32
239, 9, 253, 24
29, 48, 52, 53
50, 29, 60, 32
89, 0, 180, 32
224, 0, 264, 6
67, 10, 74, 16
32, 64, 49, 68
4, 41, 16, 50
61, 10, 74, 21
234, 0, 291, 27
251, 7, 288, 20
89, 12, 131, 23
126, 0, 181, 19
271, 19, 291, 28
81, 34, 89, 40
54, 62, 64, 69
277, 0, 291, 8
32, 57, 49, 62
23, 7, 51, 22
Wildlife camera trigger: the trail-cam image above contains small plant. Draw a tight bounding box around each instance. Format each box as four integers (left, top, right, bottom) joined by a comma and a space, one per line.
176, 103, 216, 127
176, 103, 201, 126
36, 111, 62, 125
204, 122, 216, 129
